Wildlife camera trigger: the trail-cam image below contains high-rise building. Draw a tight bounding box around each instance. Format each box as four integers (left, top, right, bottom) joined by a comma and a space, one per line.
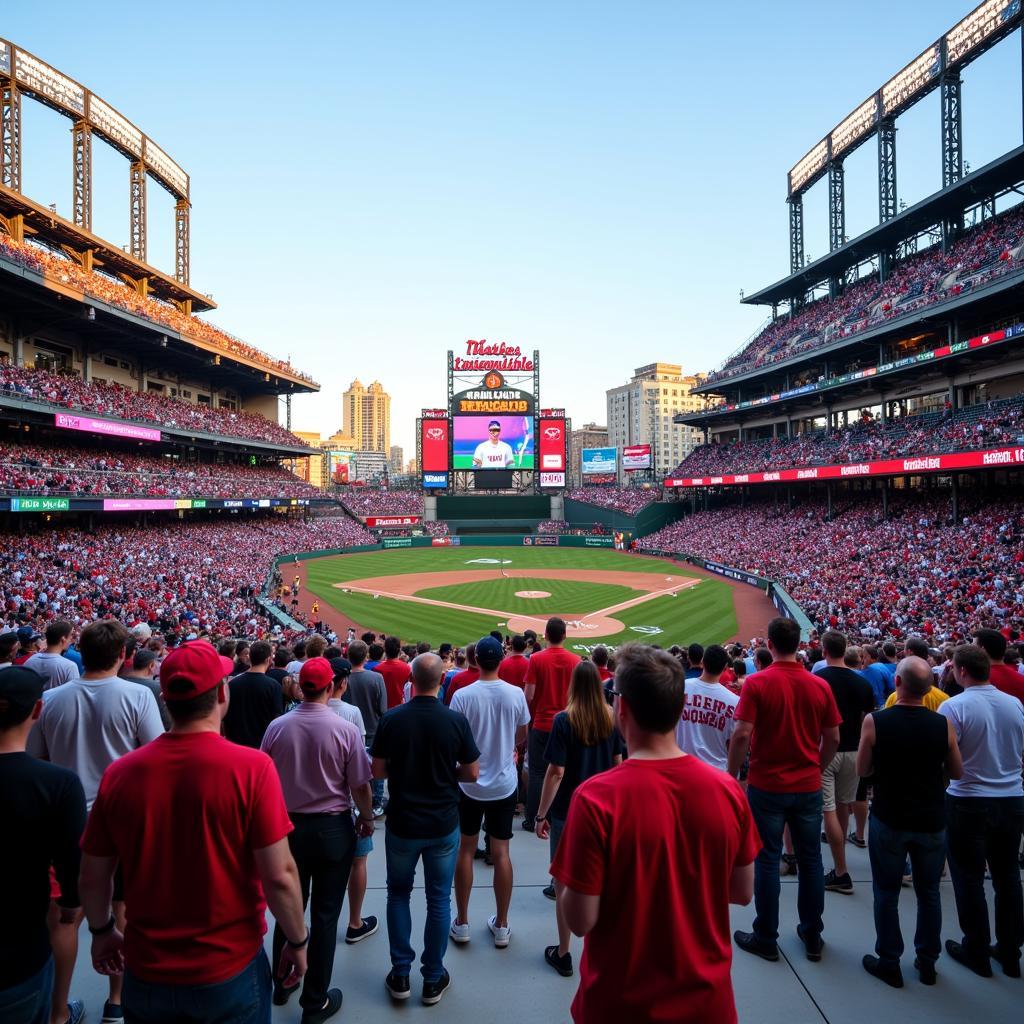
606, 364, 705, 478
568, 422, 609, 486
342, 379, 391, 453
291, 431, 324, 486
389, 445, 404, 476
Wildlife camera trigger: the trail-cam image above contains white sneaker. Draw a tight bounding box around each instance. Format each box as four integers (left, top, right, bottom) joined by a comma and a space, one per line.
487, 915, 511, 948
449, 920, 471, 944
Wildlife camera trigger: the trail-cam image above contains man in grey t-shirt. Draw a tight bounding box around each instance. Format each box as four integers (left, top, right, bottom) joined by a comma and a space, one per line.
24, 620, 79, 690
343, 640, 388, 813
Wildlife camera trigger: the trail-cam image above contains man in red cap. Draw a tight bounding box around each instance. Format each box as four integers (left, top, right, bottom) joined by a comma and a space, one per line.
260, 657, 375, 1022
79, 641, 309, 1024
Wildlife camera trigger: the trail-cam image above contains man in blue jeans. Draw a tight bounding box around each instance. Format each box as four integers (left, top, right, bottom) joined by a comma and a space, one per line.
727, 617, 841, 963
856, 656, 962, 986
371, 653, 479, 1006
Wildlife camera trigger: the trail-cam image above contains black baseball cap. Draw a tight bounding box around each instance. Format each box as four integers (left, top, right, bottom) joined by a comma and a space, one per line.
329, 657, 352, 680
0, 665, 45, 721
488, 420, 501, 430
476, 636, 504, 670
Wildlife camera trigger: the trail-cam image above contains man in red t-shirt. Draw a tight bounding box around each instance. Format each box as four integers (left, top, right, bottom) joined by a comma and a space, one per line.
523, 618, 580, 830
727, 617, 841, 963
975, 629, 1024, 704
551, 643, 759, 1024
79, 641, 310, 1023
444, 643, 480, 705
498, 635, 530, 690
377, 635, 412, 709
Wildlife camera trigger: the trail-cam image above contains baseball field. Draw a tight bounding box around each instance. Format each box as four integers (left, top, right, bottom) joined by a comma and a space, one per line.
301, 546, 739, 652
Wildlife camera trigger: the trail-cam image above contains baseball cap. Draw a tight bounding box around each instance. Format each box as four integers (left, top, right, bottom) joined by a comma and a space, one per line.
329, 657, 352, 680
488, 420, 501, 430
476, 635, 504, 670
16, 625, 34, 643
299, 657, 335, 692
0, 665, 45, 719
159, 641, 234, 702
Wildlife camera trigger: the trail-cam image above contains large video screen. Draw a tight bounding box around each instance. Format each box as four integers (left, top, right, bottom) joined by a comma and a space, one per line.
582, 446, 617, 475
420, 419, 450, 473
453, 415, 534, 469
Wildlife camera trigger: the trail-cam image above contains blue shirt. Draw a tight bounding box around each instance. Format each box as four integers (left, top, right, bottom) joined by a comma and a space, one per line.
862, 663, 890, 708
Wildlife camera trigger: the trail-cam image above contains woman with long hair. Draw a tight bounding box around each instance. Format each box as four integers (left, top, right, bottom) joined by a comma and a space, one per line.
535, 659, 624, 977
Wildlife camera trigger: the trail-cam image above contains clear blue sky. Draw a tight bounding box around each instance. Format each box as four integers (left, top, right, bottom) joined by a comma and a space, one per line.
5, 1, 1021, 456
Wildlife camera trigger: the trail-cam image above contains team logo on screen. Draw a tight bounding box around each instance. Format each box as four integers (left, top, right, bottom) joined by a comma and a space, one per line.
483, 370, 505, 390
426, 426, 446, 440
543, 426, 562, 440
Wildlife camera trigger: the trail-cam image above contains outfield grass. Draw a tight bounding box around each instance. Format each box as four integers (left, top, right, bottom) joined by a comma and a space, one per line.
303, 546, 737, 651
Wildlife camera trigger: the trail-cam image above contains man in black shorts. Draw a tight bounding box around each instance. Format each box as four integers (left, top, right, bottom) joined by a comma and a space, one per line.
449, 637, 531, 948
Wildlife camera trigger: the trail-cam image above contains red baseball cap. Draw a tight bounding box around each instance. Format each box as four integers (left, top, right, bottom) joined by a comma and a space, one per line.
299, 657, 335, 692
160, 641, 234, 702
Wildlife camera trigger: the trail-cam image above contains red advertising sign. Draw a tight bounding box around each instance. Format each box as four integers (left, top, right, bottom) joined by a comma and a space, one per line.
664, 445, 1024, 489
365, 516, 422, 528
622, 444, 651, 471
538, 417, 566, 472
420, 419, 450, 473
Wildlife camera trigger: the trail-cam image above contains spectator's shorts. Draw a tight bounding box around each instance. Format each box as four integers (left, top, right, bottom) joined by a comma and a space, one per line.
458, 791, 517, 841
821, 751, 859, 811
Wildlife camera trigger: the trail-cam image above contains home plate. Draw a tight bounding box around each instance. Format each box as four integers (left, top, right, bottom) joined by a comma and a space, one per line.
515, 590, 550, 598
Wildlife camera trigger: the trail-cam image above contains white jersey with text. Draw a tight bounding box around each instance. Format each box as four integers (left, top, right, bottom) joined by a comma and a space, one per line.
473, 439, 514, 468
675, 679, 739, 772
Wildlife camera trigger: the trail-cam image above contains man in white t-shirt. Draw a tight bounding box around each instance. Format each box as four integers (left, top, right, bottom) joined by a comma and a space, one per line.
675, 644, 738, 772
472, 421, 515, 468
939, 644, 1024, 978
449, 636, 530, 947
24, 619, 80, 690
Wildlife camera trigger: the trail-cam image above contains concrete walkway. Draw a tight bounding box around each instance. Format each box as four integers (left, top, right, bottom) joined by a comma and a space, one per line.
71, 820, 1020, 1023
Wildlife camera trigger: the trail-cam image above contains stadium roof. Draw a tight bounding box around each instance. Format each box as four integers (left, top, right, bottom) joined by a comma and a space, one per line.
744, 143, 1024, 308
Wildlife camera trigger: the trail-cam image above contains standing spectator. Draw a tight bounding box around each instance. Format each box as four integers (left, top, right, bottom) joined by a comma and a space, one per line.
0, 632, 19, 669
856, 656, 962, 987
443, 643, 479, 705
975, 629, 1024, 704
371, 654, 480, 1006
815, 631, 876, 896
78, 641, 309, 1024
260, 658, 375, 1021
122, 650, 171, 731
14, 628, 42, 665
551, 644, 759, 1023
223, 641, 283, 749
861, 646, 892, 708
24, 620, 80, 690
344, 641, 388, 817
28, 619, 164, 1024
728, 617, 841, 963
524, 619, 581, 831
535, 660, 624, 977
940, 645, 1024, 978
675, 643, 739, 772
498, 635, 530, 690
377, 636, 412, 710
450, 637, 530, 949
684, 643, 704, 679
0, 666, 87, 1023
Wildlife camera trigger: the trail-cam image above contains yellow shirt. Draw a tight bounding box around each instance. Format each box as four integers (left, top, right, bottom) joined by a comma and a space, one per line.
883, 686, 949, 712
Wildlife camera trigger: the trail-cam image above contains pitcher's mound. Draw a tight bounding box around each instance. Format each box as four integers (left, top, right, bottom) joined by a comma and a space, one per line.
515, 590, 550, 599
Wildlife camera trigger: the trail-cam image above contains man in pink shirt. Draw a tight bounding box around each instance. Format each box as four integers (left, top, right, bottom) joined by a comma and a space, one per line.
261, 658, 375, 1021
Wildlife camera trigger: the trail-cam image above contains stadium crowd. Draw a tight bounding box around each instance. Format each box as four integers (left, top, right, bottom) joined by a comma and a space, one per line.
643, 491, 1024, 642
0, 362, 308, 448
0, 443, 321, 499
565, 486, 656, 515
708, 204, 1024, 384
0, 234, 315, 385
338, 489, 425, 518
669, 395, 1024, 478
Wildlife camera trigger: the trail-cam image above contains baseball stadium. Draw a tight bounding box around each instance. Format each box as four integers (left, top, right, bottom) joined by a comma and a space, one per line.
2, 4, 1024, 1024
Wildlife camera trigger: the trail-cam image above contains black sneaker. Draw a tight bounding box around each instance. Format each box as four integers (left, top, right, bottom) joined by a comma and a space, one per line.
545, 945, 573, 977
824, 869, 854, 894
345, 915, 378, 944
863, 955, 903, 988
474, 847, 488, 860
847, 832, 867, 849
101, 1001, 124, 1023
301, 989, 343, 1024
421, 969, 451, 1006
734, 930, 779, 961
521, 819, 535, 833
385, 970, 411, 1001
797, 924, 824, 962
273, 981, 300, 1006
946, 939, 992, 977
542, 883, 556, 901
989, 944, 1022, 978
914, 957, 937, 985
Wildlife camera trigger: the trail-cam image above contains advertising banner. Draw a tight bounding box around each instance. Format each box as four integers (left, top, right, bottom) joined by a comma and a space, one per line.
365, 516, 421, 528
11, 496, 70, 512
420, 419, 450, 473
538, 418, 567, 472
382, 537, 413, 549
453, 416, 534, 469
539, 472, 566, 488
622, 444, 651, 471
584, 536, 614, 547
664, 445, 1024, 489
55, 413, 161, 443
582, 447, 617, 475
326, 450, 355, 485
702, 559, 770, 590
102, 498, 184, 511
422, 472, 449, 489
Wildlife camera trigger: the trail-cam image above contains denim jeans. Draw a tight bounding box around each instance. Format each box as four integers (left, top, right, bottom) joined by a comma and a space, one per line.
946, 794, 1024, 963
368, 745, 385, 808
124, 950, 271, 1024
868, 815, 945, 968
747, 786, 824, 944
525, 728, 550, 825
385, 826, 460, 982
271, 813, 356, 1010
0, 955, 53, 1024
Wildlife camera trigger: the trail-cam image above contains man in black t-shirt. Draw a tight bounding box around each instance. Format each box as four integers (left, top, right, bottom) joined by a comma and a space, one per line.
222, 640, 284, 748
371, 654, 479, 1007
815, 631, 875, 895
0, 666, 87, 1021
